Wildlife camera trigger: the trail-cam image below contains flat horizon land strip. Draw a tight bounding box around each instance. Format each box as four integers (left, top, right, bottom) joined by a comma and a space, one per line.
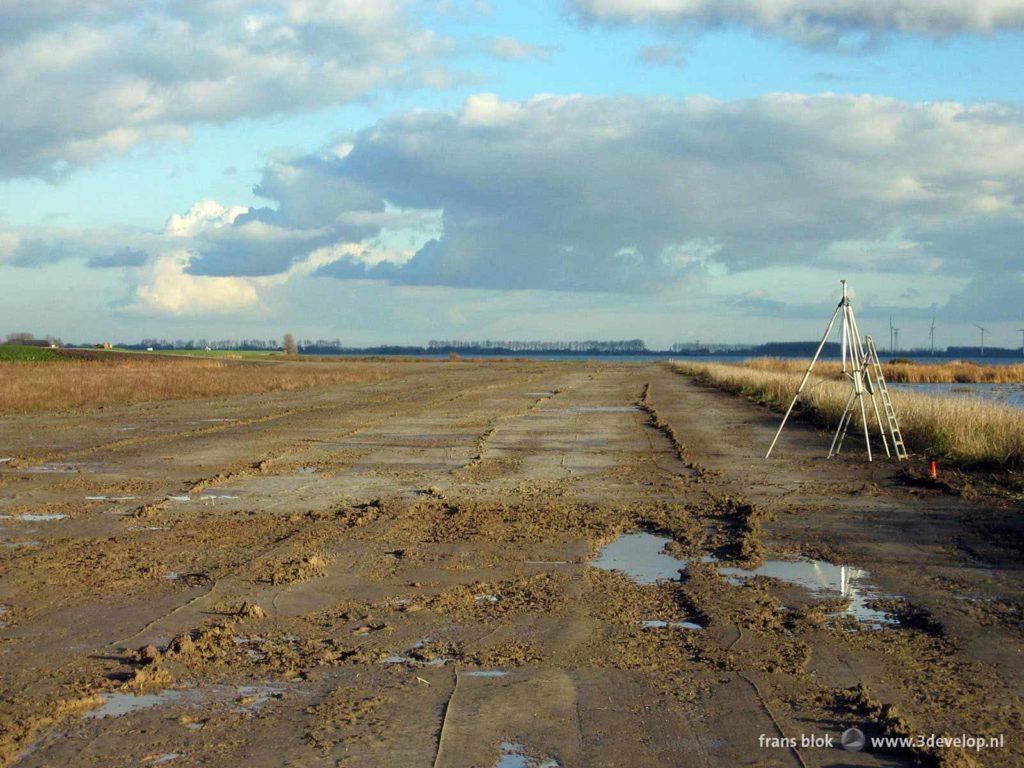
0, 347, 400, 414
742, 356, 1024, 383
672, 361, 1024, 469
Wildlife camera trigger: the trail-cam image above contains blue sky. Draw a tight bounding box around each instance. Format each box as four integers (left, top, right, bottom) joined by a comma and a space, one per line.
1, 1, 1022, 348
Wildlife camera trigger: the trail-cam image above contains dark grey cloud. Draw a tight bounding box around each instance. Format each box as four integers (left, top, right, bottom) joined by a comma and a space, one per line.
88, 246, 149, 268
570, 0, 1024, 48
0, 0, 455, 179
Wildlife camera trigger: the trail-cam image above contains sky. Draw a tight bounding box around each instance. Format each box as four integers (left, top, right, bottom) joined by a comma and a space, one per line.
1, 1, 1023, 349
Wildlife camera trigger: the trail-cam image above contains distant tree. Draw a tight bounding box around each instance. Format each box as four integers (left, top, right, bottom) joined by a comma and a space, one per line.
5, 332, 34, 343
283, 333, 298, 355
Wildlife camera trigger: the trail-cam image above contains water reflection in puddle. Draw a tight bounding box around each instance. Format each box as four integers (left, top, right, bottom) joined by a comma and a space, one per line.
593, 532, 897, 628
591, 533, 686, 584
168, 492, 240, 502
464, 670, 508, 677
88, 690, 183, 718
148, 753, 183, 765
495, 742, 561, 768
0, 513, 67, 522
86, 495, 137, 501
639, 620, 702, 631
381, 638, 453, 667
526, 392, 555, 397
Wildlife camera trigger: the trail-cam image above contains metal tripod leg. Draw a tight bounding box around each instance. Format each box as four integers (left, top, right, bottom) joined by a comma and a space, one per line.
849, 310, 890, 457
766, 301, 843, 458
828, 391, 856, 457
857, 387, 873, 462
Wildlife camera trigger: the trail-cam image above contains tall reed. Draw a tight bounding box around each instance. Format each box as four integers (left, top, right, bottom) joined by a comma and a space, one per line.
741, 357, 1024, 383
673, 362, 1024, 468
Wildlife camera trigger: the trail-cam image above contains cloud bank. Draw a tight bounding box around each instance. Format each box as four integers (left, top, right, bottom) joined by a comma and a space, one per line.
570, 0, 1024, 47
6, 92, 1023, 321
169, 93, 1023, 318
0, 0, 453, 179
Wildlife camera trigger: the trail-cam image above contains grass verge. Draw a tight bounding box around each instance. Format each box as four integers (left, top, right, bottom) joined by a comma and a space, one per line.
0, 356, 400, 414
672, 361, 1023, 469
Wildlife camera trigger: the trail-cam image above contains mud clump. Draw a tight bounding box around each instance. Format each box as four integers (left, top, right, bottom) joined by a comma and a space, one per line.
306, 687, 392, 754
238, 601, 268, 619
424, 574, 568, 619
265, 553, 330, 585
465, 640, 542, 668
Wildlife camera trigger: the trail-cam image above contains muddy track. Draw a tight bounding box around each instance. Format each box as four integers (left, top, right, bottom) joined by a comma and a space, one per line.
0, 361, 1020, 768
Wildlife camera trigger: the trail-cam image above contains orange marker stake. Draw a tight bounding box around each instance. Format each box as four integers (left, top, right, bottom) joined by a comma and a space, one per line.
929, 459, 938, 479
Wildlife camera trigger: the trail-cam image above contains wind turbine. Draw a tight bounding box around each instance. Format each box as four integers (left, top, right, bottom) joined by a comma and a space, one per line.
889, 315, 895, 353
1017, 327, 1024, 358
929, 312, 936, 356
975, 324, 988, 357
893, 327, 900, 354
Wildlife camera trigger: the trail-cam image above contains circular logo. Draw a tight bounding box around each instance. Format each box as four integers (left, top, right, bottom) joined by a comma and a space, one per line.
841, 727, 866, 752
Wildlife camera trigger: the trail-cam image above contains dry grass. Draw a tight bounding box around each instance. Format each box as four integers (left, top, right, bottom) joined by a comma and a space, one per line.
742, 356, 1024, 383
673, 361, 1024, 469
0, 357, 400, 414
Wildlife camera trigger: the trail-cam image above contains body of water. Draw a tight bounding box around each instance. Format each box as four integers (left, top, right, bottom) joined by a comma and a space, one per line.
889, 382, 1024, 410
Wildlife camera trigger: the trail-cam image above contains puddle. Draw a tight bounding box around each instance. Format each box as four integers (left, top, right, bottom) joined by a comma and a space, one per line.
593, 533, 897, 627
164, 571, 181, 580
639, 620, 702, 630
199, 418, 236, 422
591, 532, 687, 584
85, 495, 137, 501
714, 559, 897, 628
148, 754, 183, 765
297, 466, 318, 475
234, 683, 284, 712
0, 458, 13, 464
524, 560, 569, 565
87, 690, 184, 719
464, 670, 508, 678
4, 540, 42, 549
168, 492, 240, 502
20, 464, 79, 474
381, 638, 453, 667
526, 391, 554, 397
5, 513, 67, 522
473, 594, 499, 604
551, 406, 637, 413
495, 742, 561, 768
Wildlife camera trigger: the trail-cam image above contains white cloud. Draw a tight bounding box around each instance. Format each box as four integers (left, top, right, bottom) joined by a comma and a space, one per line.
176, 93, 1022, 313
486, 36, 556, 61
571, 0, 1024, 47
122, 251, 260, 316
0, 0, 455, 179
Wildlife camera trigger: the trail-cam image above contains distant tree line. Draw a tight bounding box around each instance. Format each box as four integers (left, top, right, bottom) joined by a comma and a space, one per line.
427, 339, 649, 353
126, 339, 282, 350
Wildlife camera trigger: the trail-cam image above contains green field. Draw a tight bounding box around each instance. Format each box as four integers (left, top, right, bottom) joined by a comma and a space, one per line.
0, 345, 63, 362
